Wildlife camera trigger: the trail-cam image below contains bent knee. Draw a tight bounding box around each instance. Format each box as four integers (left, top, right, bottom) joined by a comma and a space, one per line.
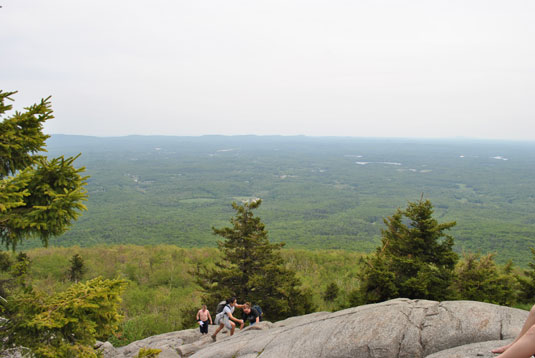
526, 325, 535, 337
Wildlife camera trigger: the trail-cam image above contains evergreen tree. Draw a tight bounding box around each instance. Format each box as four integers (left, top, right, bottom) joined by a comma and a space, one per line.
68, 253, 86, 282
0, 90, 126, 357
360, 198, 458, 303
517, 248, 535, 303
197, 200, 314, 321
11, 252, 30, 280
0, 251, 11, 272
0, 90, 88, 250
322, 282, 340, 302
346, 288, 362, 308
453, 253, 517, 306
1, 277, 127, 358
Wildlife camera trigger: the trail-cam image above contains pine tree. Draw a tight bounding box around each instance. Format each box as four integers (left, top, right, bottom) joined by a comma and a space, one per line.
0, 90, 88, 250
0, 251, 11, 272
1, 277, 127, 358
0, 90, 126, 357
68, 253, 86, 282
517, 248, 535, 303
197, 200, 314, 321
322, 282, 340, 302
360, 198, 458, 303
453, 253, 517, 305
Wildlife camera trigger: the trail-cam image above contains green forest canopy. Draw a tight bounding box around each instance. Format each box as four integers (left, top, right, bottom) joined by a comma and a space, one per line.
33, 134, 535, 266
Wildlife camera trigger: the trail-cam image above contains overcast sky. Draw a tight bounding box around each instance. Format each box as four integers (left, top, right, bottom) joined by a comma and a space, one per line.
1, 0, 534, 140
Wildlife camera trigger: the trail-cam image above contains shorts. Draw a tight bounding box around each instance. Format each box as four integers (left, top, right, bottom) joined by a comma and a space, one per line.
222, 315, 233, 330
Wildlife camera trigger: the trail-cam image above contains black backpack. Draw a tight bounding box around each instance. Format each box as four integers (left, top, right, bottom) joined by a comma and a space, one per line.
252, 305, 263, 321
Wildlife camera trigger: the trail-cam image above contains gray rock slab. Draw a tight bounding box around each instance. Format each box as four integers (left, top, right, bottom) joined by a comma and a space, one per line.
157, 348, 181, 358
97, 299, 528, 358
113, 326, 212, 357
188, 299, 527, 358
425, 339, 512, 358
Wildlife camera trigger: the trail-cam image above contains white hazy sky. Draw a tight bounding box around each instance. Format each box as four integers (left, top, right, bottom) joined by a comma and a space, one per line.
1, 0, 534, 139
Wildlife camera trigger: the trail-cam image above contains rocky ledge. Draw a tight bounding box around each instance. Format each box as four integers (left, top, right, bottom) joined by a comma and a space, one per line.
97, 298, 526, 358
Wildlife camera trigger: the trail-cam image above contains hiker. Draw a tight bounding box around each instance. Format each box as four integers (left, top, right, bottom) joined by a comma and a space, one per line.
196, 304, 212, 335
211, 297, 244, 341
242, 302, 262, 326
492, 304, 535, 357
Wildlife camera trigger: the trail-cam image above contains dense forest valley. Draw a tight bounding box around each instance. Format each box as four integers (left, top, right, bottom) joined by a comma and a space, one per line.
40, 135, 535, 264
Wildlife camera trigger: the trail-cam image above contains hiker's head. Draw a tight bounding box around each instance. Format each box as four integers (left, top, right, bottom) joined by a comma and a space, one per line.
243, 302, 251, 314
227, 297, 237, 306
202, 304, 207, 310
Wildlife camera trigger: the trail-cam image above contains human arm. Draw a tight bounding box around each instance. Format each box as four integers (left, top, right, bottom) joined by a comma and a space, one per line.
208, 311, 213, 324
225, 308, 244, 327
227, 311, 243, 324
223, 306, 243, 327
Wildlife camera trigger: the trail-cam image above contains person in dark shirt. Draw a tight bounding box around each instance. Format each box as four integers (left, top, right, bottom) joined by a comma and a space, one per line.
242, 302, 261, 326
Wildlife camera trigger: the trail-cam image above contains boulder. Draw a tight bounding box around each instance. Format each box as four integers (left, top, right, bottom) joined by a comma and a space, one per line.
96, 299, 527, 358
155, 348, 181, 358
101, 326, 215, 357
96, 341, 118, 357
176, 336, 213, 357
188, 298, 527, 358
425, 339, 513, 358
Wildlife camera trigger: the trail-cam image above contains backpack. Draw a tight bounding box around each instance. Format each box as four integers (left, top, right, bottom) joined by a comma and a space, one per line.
215, 301, 227, 314
214, 301, 230, 325
252, 305, 263, 321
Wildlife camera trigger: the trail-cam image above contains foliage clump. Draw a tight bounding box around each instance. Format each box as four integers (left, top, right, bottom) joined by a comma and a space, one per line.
0, 90, 88, 250
135, 347, 162, 357
1, 276, 127, 358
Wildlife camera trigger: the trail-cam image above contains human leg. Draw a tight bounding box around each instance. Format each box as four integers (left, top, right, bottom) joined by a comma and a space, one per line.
496, 325, 535, 358
229, 321, 236, 336
211, 323, 224, 341
493, 304, 535, 353
201, 320, 209, 334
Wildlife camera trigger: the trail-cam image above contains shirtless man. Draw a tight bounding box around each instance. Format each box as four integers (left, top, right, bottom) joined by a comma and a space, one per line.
196, 304, 212, 335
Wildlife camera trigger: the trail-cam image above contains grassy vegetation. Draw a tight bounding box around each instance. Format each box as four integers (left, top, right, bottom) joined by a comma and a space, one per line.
20, 245, 363, 345
16, 243, 532, 346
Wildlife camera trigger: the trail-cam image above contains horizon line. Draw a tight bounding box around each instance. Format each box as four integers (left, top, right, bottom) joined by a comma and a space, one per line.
48, 133, 535, 143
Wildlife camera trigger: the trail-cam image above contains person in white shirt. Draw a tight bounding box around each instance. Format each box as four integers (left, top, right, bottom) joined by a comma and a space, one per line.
211, 297, 244, 341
